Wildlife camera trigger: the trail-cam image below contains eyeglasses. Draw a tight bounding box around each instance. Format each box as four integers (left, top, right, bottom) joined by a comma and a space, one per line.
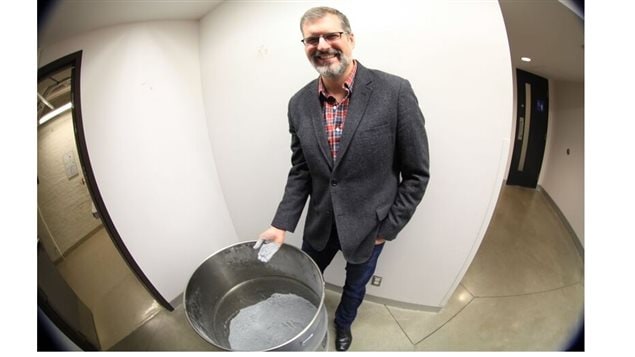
301, 32, 347, 46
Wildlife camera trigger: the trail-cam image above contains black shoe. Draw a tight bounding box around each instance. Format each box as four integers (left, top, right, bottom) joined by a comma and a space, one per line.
335, 326, 352, 351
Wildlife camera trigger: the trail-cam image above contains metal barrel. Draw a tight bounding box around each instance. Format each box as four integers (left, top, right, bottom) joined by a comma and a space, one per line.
184, 241, 328, 351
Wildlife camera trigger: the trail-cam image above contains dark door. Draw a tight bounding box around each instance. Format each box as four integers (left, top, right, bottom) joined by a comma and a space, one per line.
507, 69, 549, 188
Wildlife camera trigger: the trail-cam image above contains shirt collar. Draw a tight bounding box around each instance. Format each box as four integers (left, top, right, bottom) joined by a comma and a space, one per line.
318, 60, 357, 102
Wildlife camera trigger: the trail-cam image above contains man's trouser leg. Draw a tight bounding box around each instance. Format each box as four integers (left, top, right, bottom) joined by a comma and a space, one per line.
334, 242, 384, 329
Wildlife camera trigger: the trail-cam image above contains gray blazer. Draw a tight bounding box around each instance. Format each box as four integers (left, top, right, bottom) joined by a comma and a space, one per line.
272, 62, 430, 264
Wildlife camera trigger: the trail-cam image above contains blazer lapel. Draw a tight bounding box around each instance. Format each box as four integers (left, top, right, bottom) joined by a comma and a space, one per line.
307, 91, 334, 169
335, 64, 373, 170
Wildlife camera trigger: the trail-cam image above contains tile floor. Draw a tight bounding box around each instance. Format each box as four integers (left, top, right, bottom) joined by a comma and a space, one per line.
106, 185, 584, 351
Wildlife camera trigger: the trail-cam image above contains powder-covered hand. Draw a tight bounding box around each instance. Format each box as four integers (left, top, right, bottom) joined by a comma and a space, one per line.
253, 238, 281, 263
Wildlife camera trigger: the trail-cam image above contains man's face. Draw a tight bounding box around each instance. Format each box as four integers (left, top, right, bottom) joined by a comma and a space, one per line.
301, 14, 355, 79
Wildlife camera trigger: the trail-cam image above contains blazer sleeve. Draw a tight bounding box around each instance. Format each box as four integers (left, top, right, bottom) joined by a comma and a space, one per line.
271, 107, 312, 232
377, 79, 430, 240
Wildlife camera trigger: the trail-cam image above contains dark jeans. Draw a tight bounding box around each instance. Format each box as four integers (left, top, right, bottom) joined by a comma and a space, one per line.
301, 224, 384, 330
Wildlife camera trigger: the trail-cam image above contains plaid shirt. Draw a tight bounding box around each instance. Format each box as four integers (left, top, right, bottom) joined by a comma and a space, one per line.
318, 61, 357, 161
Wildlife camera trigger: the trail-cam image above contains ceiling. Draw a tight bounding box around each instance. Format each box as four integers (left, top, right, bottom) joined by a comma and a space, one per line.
500, 0, 584, 82
37, 67, 71, 120
38, 0, 584, 83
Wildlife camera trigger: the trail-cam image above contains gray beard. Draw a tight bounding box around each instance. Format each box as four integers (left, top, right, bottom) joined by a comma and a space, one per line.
313, 53, 351, 79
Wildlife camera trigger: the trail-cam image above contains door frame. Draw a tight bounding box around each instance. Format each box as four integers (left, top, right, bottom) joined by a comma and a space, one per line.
38, 52, 173, 314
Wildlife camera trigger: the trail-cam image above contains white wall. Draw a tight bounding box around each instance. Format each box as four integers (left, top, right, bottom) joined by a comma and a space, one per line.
539, 80, 584, 246
38, 21, 238, 303
200, 0, 513, 308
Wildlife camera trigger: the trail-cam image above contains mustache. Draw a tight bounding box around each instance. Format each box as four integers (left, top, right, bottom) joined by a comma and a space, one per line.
312, 49, 342, 60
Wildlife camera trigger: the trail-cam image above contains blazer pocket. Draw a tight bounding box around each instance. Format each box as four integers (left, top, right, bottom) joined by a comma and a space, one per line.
355, 122, 394, 150
357, 121, 390, 136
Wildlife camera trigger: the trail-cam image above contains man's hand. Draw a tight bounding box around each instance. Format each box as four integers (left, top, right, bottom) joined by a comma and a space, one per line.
375, 237, 386, 245
258, 226, 286, 246
254, 227, 286, 263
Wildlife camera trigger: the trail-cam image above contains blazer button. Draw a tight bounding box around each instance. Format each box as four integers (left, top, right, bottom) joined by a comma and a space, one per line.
331, 180, 338, 187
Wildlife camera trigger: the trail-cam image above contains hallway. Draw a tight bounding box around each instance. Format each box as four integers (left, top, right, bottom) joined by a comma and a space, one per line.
106, 184, 583, 351
51, 227, 162, 350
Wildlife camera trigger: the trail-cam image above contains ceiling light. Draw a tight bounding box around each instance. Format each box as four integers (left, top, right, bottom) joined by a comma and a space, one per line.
521, 57, 532, 62
39, 102, 72, 125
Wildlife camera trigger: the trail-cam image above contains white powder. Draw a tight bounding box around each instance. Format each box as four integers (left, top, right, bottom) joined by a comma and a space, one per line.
227, 293, 317, 351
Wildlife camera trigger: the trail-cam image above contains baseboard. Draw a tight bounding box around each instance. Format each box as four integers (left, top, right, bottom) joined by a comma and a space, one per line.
325, 283, 441, 313
171, 292, 184, 308
537, 185, 584, 260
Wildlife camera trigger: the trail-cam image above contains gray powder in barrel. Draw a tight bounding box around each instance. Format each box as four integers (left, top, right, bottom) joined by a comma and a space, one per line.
228, 293, 317, 351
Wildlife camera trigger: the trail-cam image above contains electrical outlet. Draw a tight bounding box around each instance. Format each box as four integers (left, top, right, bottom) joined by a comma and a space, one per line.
371, 275, 382, 287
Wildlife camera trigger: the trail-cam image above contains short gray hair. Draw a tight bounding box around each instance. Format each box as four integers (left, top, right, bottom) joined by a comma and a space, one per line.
300, 7, 352, 34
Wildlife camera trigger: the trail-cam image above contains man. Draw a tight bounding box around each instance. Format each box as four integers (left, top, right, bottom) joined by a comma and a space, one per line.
258, 6, 430, 351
